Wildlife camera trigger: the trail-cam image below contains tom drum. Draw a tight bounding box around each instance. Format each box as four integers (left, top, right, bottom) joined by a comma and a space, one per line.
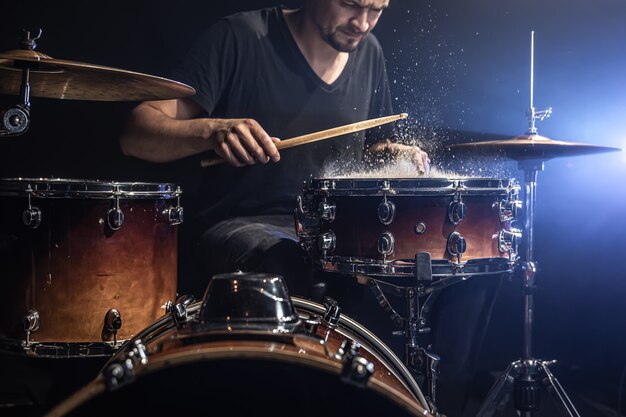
0, 178, 182, 357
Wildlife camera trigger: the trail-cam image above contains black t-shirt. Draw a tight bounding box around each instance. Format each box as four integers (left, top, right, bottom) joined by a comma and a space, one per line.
171, 7, 394, 229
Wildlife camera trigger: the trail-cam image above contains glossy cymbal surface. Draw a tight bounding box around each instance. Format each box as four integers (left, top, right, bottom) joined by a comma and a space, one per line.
0, 49, 195, 101
450, 134, 622, 160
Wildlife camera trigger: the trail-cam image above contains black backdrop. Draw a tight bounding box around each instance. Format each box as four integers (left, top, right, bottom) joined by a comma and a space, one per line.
2, 1, 626, 415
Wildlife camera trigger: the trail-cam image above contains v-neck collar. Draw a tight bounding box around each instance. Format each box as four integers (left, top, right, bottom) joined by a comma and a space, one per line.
276, 7, 355, 92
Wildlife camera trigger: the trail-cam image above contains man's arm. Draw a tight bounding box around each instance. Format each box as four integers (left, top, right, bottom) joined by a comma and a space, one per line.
119, 98, 280, 167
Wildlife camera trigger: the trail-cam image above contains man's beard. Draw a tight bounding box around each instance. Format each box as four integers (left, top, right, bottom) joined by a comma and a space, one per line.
324, 28, 367, 52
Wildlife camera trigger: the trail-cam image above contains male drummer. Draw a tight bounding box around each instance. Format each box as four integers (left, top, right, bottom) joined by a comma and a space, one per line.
119, 0, 428, 296
119, 1, 497, 416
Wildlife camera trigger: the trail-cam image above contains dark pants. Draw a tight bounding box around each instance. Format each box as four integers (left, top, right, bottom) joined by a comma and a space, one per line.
191, 214, 502, 416
192, 214, 314, 298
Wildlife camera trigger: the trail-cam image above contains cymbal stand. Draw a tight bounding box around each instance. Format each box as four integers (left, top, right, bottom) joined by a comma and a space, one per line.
476, 30, 580, 415
0, 29, 38, 137
475, 158, 580, 417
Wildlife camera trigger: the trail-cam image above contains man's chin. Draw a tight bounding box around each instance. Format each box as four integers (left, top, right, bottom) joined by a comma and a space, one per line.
328, 37, 361, 53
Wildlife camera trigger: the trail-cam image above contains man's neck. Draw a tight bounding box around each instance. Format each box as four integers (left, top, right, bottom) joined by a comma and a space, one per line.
283, 8, 349, 85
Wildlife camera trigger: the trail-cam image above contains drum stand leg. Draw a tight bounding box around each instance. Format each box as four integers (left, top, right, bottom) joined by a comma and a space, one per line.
476, 161, 581, 417
476, 358, 580, 417
367, 253, 442, 409
403, 285, 441, 405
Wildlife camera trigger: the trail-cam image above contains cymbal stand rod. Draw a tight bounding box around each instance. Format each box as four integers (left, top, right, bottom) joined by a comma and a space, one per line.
529, 30, 535, 134
527, 31, 552, 135
521, 163, 541, 362
19, 67, 31, 110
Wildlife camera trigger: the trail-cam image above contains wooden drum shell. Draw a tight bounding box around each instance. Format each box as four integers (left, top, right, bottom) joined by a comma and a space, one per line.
0, 179, 180, 348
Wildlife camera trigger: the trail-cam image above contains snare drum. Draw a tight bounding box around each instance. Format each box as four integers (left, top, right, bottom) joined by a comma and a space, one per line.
295, 177, 521, 279
0, 178, 182, 357
44, 272, 432, 417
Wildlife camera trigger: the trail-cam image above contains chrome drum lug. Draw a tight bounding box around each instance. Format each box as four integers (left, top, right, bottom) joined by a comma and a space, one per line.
498, 228, 522, 254
447, 232, 467, 262
318, 200, 336, 222
378, 200, 396, 225
22, 207, 42, 229
499, 199, 522, 222
318, 231, 336, 252
377, 232, 395, 257
448, 201, 467, 225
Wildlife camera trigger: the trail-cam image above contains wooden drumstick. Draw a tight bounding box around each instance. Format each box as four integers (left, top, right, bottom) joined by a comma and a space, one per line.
200, 112, 409, 168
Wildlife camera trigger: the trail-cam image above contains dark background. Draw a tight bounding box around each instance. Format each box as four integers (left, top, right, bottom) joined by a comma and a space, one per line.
1, 1, 625, 416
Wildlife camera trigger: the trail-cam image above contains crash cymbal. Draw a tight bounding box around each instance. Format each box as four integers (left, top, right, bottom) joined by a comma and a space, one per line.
0, 49, 195, 101
450, 133, 622, 161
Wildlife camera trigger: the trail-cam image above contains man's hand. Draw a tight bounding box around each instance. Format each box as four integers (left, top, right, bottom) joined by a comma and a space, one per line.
369, 140, 431, 176
210, 118, 281, 167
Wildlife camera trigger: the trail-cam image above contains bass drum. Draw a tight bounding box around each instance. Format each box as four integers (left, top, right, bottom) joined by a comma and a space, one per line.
44, 276, 432, 417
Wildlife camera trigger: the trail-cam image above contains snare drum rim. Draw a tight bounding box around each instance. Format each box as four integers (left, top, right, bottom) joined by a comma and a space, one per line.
306, 177, 519, 197
317, 256, 515, 279
0, 178, 182, 199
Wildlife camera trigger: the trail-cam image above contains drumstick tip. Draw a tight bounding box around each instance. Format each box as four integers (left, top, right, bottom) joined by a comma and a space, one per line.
400, 112, 409, 119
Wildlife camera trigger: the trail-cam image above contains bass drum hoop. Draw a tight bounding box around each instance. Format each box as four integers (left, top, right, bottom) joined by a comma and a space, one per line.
291, 296, 430, 411
101, 297, 430, 412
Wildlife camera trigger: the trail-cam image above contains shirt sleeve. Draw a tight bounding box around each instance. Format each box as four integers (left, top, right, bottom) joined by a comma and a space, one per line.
168, 19, 238, 115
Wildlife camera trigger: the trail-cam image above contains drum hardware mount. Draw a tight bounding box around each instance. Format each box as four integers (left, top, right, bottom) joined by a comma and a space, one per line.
364, 252, 443, 405
340, 349, 375, 388
103, 339, 149, 392
164, 188, 184, 225
168, 294, 197, 326
475, 31, 580, 417
23, 308, 40, 344
312, 298, 364, 356
377, 231, 395, 259
498, 197, 522, 223
103, 308, 122, 345
0, 29, 40, 137
378, 195, 396, 225
301, 297, 385, 389
321, 296, 342, 328
446, 231, 467, 263
107, 187, 125, 230
318, 198, 336, 222
447, 187, 467, 225
22, 189, 42, 228
318, 230, 336, 256
100, 295, 200, 372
